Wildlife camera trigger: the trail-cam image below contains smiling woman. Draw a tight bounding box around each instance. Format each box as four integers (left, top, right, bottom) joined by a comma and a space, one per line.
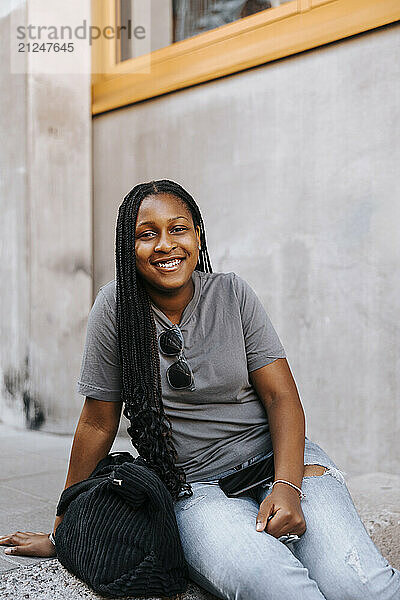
134, 193, 202, 308
2, 179, 399, 600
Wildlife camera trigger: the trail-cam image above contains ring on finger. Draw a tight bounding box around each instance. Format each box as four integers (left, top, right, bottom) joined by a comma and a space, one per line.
278, 534, 300, 543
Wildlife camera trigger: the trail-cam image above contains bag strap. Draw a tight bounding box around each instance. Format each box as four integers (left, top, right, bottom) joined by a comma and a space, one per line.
90, 451, 135, 477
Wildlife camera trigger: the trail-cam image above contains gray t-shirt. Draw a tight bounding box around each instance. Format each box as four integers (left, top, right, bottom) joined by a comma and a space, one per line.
77, 270, 286, 482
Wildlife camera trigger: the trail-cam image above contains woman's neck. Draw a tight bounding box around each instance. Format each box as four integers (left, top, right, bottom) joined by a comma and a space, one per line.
143, 276, 195, 325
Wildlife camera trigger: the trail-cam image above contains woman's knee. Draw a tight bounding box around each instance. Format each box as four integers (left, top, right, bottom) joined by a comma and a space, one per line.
314, 549, 400, 600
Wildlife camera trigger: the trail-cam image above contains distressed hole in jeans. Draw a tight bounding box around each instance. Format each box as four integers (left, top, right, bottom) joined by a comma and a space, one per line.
303, 464, 327, 477
303, 463, 347, 484
181, 494, 207, 510
261, 464, 346, 489
345, 547, 369, 584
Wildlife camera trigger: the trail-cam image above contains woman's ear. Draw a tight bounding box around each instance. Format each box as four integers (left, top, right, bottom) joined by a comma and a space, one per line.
196, 226, 201, 250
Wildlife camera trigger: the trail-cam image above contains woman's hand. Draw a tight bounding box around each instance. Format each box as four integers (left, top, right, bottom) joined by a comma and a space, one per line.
255, 485, 306, 538
0, 531, 56, 557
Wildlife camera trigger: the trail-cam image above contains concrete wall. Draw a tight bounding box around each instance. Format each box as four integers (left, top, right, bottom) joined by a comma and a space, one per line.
0, 4, 29, 430
0, 2, 92, 433
93, 23, 400, 476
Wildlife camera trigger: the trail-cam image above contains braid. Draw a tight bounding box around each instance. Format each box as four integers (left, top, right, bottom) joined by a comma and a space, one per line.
116, 179, 212, 501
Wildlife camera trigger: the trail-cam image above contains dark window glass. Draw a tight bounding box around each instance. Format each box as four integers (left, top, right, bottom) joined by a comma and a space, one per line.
173, 1, 272, 43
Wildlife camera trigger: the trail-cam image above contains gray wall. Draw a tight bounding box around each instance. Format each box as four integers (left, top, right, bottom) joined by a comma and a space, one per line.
0, 5, 28, 429
0, 3, 92, 433
93, 23, 400, 476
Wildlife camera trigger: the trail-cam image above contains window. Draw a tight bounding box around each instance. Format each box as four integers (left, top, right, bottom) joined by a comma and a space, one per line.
118, 0, 282, 62
91, 0, 399, 115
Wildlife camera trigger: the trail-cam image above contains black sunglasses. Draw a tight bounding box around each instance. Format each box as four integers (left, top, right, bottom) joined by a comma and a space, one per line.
158, 325, 195, 391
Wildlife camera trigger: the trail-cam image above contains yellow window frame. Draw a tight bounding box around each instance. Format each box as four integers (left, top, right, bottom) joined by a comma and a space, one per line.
91, 0, 399, 115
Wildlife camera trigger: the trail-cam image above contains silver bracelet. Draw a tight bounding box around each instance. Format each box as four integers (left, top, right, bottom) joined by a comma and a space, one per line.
271, 479, 306, 499
48, 532, 56, 546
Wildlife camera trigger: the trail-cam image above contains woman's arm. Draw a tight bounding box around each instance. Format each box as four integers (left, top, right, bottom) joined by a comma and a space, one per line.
250, 358, 307, 538
250, 357, 305, 488
59, 398, 123, 493
52, 397, 123, 530
0, 398, 123, 557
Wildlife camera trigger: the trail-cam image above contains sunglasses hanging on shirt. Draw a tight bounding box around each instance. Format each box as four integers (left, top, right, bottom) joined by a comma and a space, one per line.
158, 325, 195, 391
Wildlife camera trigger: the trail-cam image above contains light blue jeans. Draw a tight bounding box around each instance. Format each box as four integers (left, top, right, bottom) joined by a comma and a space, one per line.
174, 437, 400, 599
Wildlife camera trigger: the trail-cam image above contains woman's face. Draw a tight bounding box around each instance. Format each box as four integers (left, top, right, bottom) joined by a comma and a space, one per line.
134, 193, 201, 292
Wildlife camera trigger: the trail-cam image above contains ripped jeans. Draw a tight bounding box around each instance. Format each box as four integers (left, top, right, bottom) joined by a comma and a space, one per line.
174, 437, 400, 600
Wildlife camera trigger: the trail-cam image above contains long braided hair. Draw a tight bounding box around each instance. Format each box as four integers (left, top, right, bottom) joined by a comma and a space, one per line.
115, 180, 212, 501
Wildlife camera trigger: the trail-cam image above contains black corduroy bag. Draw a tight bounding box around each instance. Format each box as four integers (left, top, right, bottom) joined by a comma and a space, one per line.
54, 451, 189, 599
